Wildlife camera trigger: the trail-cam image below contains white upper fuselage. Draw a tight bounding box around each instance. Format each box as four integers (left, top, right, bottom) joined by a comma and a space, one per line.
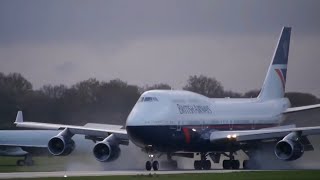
126, 90, 291, 129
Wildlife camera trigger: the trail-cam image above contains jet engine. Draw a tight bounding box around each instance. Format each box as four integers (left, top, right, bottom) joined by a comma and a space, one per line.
48, 136, 75, 156
47, 128, 75, 156
274, 132, 304, 161
93, 134, 121, 162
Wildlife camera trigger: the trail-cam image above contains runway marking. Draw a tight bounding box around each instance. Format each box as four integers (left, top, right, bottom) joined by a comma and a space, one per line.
0, 170, 248, 179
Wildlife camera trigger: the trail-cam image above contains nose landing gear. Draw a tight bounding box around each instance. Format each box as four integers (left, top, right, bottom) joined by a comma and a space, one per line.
145, 154, 159, 171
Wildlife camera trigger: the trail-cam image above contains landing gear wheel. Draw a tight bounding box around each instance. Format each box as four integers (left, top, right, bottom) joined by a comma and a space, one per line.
231, 160, 240, 169
145, 161, 152, 171
194, 160, 201, 170
222, 160, 231, 169
203, 160, 211, 170
152, 161, 159, 171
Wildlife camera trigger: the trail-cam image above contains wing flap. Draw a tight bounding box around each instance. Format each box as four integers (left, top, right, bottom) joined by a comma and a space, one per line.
210, 126, 320, 142
0, 144, 47, 148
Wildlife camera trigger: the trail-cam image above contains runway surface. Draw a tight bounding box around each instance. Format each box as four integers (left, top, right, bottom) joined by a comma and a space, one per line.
0, 170, 245, 179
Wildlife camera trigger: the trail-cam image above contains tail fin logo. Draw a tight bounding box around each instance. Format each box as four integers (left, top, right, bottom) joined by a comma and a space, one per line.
274, 68, 287, 89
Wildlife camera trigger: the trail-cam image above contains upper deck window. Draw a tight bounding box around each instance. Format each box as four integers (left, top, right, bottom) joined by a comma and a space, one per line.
138, 96, 158, 102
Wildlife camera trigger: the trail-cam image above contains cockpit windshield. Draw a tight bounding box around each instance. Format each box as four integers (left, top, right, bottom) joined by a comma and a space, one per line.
139, 97, 159, 102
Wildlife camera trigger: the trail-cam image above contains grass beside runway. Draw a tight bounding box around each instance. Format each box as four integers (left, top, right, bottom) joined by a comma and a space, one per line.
0, 155, 99, 172
1, 157, 320, 180
0, 156, 61, 172
6, 171, 320, 180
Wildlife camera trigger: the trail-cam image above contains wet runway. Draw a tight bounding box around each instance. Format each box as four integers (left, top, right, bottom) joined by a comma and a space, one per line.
0, 169, 246, 179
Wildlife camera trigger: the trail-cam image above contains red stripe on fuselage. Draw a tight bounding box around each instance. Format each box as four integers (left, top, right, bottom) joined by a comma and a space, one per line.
182, 127, 191, 144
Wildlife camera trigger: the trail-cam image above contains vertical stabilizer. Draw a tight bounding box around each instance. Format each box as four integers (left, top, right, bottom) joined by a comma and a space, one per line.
258, 27, 291, 100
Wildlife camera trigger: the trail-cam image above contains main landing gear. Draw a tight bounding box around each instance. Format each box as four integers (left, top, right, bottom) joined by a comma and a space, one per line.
194, 153, 211, 170
222, 152, 240, 169
16, 154, 34, 166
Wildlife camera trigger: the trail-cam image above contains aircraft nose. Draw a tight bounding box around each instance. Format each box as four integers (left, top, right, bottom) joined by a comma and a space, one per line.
126, 107, 144, 126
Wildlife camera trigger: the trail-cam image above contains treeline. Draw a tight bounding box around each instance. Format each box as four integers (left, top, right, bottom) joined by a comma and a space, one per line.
0, 73, 319, 129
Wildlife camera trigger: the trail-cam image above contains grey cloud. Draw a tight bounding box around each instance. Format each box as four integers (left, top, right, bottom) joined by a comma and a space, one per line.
55, 61, 76, 75
1, 0, 320, 45
0, 0, 319, 97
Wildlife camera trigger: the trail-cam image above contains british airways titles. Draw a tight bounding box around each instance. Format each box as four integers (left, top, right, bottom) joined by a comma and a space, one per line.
177, 104, 212, 114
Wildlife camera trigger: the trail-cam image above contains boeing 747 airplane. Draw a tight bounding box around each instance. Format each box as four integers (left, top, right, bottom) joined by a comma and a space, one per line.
15, 27, 320, 170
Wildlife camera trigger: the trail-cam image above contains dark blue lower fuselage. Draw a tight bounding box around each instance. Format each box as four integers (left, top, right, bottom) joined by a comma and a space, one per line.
126, 124, 274, 153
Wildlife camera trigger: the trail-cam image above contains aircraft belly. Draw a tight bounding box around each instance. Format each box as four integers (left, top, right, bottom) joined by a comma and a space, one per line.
126, 124, 275, 152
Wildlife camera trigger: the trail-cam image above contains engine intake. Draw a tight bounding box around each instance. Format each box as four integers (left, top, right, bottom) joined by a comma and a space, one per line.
93, 135, 121, 162
274, 133, 304, 161
48, 129, 75, 156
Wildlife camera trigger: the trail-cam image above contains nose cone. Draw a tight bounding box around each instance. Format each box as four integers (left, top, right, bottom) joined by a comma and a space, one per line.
125, 104, 149, 147
125, 91, 173, 147
125, 105, 144, 127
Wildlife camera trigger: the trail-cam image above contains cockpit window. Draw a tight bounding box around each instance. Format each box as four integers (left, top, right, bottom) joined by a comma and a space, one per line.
138, 96, 158, 102
144, 97, 153, 101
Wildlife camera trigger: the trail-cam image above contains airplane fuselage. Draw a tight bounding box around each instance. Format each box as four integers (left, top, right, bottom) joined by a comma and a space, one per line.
126, 90, 290, 152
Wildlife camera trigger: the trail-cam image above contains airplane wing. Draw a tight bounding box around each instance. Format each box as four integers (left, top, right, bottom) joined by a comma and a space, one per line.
210, 125, 320, 142
0, 144, 47, 148
14, 111, 128, 140
284, 104, 320, 114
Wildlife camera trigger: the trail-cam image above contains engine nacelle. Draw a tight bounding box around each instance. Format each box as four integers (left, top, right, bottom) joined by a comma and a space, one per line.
274, 133, 304, 161
93, 135, 121, 162
48, 136, 75, 156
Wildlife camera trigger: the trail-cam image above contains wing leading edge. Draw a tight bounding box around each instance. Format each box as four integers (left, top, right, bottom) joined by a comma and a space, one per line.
210, 125, 320, 142
14, 111, 128, 140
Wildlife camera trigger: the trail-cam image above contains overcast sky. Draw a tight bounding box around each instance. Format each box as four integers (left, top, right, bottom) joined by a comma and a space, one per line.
0, 0, 319, 97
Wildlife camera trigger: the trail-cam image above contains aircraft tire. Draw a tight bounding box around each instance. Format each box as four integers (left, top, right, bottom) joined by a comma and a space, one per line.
203, 160, 211, 170
194, 160, 201, 170
145, 161, 152, 171
152, 161, 159, 171
231, 160, 240, 169
222, 160, 231, 169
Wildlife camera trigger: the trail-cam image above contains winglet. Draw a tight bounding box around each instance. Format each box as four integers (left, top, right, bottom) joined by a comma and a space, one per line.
15, 111, 23, 123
